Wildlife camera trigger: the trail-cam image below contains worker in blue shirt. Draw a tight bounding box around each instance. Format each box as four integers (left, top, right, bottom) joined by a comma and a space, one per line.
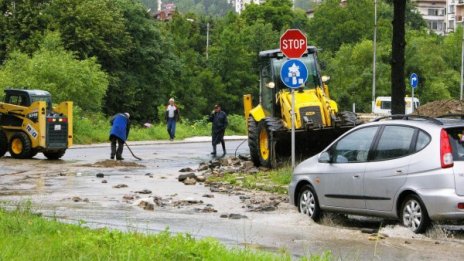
109, 112, 131, 160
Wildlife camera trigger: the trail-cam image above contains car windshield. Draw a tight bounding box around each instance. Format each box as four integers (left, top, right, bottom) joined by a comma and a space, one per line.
447, 127, 464, 161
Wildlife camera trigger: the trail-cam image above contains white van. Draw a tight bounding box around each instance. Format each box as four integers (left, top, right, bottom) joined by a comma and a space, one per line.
373, 96, 420, 115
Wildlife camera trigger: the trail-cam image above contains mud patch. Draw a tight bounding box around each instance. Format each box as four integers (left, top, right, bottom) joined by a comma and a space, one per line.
81, 160, 145, 168
414, 99, 464, 118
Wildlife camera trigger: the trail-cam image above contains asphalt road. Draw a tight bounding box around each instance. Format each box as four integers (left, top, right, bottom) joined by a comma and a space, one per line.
1, 138, 464, 260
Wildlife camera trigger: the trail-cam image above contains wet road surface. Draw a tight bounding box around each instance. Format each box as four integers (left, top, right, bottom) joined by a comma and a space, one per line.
1, 138, 464, 260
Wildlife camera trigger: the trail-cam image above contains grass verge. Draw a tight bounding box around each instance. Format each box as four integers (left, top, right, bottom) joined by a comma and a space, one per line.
73, 108, 246, 144
0, 202, 331, 261
207, 166, 293, 195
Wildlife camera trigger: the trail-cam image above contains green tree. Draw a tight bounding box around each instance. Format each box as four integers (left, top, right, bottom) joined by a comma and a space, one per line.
443, 27, 464, 72
208, 14, 258, 114
0, 32, 108, 111
406, 32, 457, 101
157, 0, 233, 17
324, 40, 391, 112
241, 0, 306, 32
45, 0, 131, 70
157, 14, 211, 120
0, 0, 49, 63
307, 0, 378, 52
102, 0, 180, 123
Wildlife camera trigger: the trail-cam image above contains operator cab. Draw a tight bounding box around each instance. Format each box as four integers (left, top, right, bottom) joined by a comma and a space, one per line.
259, 47, 323, 115
4, 89, 53, 109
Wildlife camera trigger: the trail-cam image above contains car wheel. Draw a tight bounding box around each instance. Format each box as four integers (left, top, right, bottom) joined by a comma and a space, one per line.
298, 184, 322, 222
0, 130, 7, 157
9, 132, 32, 159
400, 195, 430, 233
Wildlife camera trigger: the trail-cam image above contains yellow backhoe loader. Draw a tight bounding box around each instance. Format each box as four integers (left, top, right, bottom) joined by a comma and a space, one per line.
243, 47, 359, 168
0, 89, 73, 159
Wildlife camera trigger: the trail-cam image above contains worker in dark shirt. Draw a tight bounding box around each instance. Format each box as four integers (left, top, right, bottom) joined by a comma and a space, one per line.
208, 104, 228, 157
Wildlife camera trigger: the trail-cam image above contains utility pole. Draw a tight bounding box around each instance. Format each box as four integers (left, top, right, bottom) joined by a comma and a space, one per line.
461, 24, 464, 100
372, 0, 378, 112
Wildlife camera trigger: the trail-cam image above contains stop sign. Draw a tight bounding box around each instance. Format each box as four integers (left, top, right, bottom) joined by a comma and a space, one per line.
280, 29, 307, 58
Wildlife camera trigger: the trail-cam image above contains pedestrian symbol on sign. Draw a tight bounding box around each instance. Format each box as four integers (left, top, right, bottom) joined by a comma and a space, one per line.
288, 63, 304, 85
280, 59, 308, 89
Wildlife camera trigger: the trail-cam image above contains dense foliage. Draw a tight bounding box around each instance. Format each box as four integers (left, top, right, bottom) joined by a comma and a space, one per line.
0, 0, 462, 122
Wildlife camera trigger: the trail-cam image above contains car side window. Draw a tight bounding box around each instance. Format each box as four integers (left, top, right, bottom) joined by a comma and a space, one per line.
331, 126, 378, 163
447, 128, 464, 161
415, 130, 431, 152
373, 125, 415, 161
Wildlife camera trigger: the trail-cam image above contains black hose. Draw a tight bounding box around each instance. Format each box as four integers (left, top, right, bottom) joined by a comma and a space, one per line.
124, 142, 142, 160
234, 139, 248, 158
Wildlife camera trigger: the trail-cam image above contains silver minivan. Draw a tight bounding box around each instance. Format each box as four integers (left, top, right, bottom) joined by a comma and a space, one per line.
288, 115, 464, 233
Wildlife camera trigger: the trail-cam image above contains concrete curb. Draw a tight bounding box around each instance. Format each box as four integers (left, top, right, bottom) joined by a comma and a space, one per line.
70, 135, 248, 149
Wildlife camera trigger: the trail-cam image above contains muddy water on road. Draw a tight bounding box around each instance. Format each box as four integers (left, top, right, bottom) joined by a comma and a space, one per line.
1, 140, 464, 260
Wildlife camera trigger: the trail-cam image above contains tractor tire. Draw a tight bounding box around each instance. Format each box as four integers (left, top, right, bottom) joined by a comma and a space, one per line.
248, 117, 283, 168
248, 117, 260, 166
30, 149, 39, 158
43, 150, 66, 160
9, 132, 33, 159
256, 120, 273, 168
248, 118, 273, 167
0, 130, 8, 157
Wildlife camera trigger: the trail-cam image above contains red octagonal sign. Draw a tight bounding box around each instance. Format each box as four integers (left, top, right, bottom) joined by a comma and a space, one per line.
280, 29, 307, 58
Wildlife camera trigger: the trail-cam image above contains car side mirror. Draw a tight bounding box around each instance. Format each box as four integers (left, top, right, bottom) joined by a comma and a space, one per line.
318, 151, 331, 163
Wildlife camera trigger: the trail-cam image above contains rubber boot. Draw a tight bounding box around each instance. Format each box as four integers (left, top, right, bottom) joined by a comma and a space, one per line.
221, 140, 226, 157
211, 145, 217, 156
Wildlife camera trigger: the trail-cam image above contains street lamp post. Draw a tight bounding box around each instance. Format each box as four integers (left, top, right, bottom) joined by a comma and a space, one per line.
372, 0, 378, 112
461, 23, 464, 100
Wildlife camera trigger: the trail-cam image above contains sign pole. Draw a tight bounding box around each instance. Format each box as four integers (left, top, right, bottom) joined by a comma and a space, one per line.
461, 24, 464, 100
412, 86, 415, 113
279, 29, 307, 169
410, 73, 418, 113
291, 89, 295, 169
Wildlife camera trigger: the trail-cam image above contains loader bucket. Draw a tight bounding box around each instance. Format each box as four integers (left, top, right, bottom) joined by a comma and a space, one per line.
273, 127, 352, 164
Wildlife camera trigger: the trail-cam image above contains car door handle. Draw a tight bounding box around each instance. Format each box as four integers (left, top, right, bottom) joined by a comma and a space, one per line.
353, 175, 361, 179
395, 170, 403, 174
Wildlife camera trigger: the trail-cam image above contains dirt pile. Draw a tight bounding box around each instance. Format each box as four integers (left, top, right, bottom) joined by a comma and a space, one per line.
414, 99, 464, 118
81, 160, 145, 168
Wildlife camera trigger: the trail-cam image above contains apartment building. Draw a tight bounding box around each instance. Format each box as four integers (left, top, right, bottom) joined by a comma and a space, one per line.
412, 0, 464, 35
413, 0, 447, 35
232, 0, 265, 14
448, 0, 464, 33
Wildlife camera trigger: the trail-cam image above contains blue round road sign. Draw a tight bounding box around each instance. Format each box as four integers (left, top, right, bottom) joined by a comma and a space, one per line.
410, 73, 418, 89
280, 59, 308, 89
